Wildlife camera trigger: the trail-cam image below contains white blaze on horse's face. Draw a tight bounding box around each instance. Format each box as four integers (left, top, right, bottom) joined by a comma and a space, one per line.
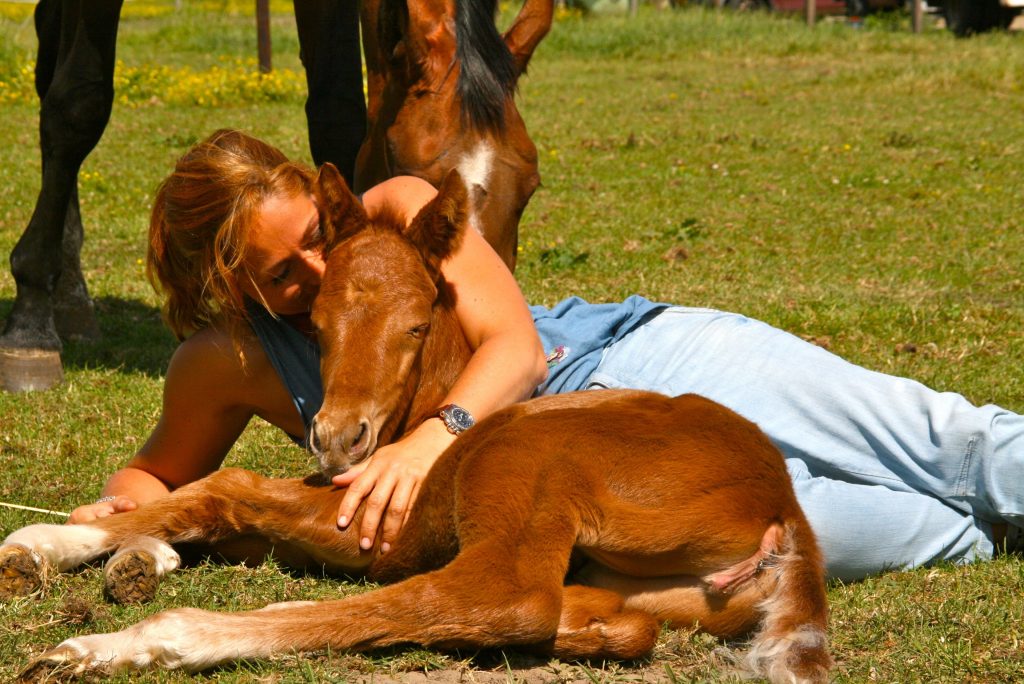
458, 142, 494, 237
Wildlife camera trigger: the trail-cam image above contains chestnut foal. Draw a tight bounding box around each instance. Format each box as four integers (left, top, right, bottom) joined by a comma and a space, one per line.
1, 165, 830, 683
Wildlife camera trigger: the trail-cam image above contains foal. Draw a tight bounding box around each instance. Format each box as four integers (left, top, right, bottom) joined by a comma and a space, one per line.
2, 166, 830, 684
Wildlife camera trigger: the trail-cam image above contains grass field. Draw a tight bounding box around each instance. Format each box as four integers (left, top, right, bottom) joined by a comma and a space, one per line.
1, 2, 1023, 682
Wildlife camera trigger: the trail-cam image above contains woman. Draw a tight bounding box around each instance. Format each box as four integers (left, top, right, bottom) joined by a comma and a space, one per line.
71, 129, 1023, 581
68, 129, 548, 558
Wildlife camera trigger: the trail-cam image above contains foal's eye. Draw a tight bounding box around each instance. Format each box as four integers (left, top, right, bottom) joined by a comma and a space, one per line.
408, 323, 430, 339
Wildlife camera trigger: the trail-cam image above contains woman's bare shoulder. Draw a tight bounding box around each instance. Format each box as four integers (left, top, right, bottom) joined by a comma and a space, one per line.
361, 176, 437, 222
167, 326, 273, 396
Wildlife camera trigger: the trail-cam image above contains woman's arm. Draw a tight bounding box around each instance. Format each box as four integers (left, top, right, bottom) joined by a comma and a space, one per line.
67, 329, 263, 523
333, 176, 548, 551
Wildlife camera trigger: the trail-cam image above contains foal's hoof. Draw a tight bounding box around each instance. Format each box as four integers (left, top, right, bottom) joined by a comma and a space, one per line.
17, 647, 89, 683
0, 544, 46, 600
104, 549, 160, 604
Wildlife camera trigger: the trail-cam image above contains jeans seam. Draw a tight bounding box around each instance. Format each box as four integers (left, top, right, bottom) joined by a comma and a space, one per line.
956, 437, 976, 498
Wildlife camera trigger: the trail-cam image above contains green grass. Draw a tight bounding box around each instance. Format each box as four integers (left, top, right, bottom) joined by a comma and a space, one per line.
1, 2, 1023, 681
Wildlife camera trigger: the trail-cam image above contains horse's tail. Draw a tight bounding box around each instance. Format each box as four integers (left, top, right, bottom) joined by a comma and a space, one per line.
455, 0, 516, 131
745, 519, 832, 684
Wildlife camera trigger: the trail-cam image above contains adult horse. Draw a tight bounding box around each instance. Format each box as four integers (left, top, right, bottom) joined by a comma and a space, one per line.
1, 165, 831, 684
0, 0, 550, 391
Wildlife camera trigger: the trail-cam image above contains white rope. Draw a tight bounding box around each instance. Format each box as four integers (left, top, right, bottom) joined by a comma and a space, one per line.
0, 501, 70, 518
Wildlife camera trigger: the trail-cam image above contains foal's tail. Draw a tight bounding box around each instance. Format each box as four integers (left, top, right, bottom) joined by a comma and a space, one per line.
745, 519, 832, 684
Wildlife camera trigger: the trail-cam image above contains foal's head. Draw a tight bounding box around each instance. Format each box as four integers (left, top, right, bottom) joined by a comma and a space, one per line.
308, 163, 469, 476
356, 0, 552, 271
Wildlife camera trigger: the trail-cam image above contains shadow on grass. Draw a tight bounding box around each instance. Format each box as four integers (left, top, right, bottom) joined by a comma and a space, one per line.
0, 296, 177, 378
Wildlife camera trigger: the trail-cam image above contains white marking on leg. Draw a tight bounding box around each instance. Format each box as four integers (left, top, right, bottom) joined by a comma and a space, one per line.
4, 524, 112, 571
41, 606, 312, 673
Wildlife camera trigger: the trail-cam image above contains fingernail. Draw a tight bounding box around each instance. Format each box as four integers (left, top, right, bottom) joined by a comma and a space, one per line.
338, 515, 348, 527
360, 537, 372, 550
381, 542, 391, 554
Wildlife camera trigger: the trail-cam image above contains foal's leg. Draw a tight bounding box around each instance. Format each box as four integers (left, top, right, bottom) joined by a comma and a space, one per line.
1, 469, 359, 601
21, 454, 619, 677
22, 538, 570, 676
578, 521, 831, 684
542, 585, 660, 660
25, 572, 661, 679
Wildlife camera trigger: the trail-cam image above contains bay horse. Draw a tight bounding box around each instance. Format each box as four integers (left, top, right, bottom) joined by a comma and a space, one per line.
0, 0, 549, 391
1, 164, 830, 684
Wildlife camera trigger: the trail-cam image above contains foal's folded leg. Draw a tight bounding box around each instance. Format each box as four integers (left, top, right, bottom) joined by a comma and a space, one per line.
2, 469, 350, 603
537, 584, 660, 660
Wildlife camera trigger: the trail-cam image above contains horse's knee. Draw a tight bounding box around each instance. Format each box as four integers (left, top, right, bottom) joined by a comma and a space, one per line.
39, 77, 114, 163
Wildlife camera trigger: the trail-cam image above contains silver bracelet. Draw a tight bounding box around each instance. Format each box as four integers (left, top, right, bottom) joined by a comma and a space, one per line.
95, 495, 116, 504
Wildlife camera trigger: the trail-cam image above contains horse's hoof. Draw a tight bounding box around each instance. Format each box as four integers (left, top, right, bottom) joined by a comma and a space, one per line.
104, 549, 160, 604
0, 544, 46, 600
0, 347, 64, 392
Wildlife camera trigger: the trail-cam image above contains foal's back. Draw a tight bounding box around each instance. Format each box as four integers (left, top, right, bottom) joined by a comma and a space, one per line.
387, 388, 801, 581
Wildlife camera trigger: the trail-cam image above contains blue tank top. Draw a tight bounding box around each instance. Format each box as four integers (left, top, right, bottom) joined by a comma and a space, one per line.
247, 296, 666, 443
246, 300, 321, 446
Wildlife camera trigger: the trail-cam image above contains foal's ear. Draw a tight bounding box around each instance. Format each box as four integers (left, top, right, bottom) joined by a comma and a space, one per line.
314, 163, 368, 252
404, 170, 468, 281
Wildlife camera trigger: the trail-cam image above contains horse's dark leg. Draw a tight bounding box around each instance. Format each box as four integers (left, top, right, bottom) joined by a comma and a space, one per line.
54, 185, 101, 341
0, 0, 122, 390
293, 0, 366, 187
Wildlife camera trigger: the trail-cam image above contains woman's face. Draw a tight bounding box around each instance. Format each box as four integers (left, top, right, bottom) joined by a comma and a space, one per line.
240, 190, 326, 316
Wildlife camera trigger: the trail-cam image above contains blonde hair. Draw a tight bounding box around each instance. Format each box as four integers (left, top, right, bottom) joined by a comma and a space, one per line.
146, 129, 315, 344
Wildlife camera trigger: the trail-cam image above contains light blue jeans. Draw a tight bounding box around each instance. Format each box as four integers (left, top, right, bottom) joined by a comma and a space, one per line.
587, 307, 1024, 581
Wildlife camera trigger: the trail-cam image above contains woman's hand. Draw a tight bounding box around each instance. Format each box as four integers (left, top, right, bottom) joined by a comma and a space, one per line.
65, 466, 175, 525
332, 418, 454, 552
67, 496, 139, 524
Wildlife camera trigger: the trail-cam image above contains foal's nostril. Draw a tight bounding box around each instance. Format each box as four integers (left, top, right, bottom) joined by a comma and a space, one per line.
350, 421, 368, 453
310, 418, 324, 453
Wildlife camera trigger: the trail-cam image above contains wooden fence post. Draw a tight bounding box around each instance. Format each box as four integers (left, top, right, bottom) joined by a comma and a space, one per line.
256, 0, 272, 73
805, 0, 816, 25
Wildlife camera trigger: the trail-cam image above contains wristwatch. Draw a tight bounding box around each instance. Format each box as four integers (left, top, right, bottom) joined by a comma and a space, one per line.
438, 403, 475, 435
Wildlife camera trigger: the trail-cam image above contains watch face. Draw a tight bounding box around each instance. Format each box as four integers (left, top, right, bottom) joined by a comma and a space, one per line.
449, 406, 473, 429
441, 404, 474, 433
